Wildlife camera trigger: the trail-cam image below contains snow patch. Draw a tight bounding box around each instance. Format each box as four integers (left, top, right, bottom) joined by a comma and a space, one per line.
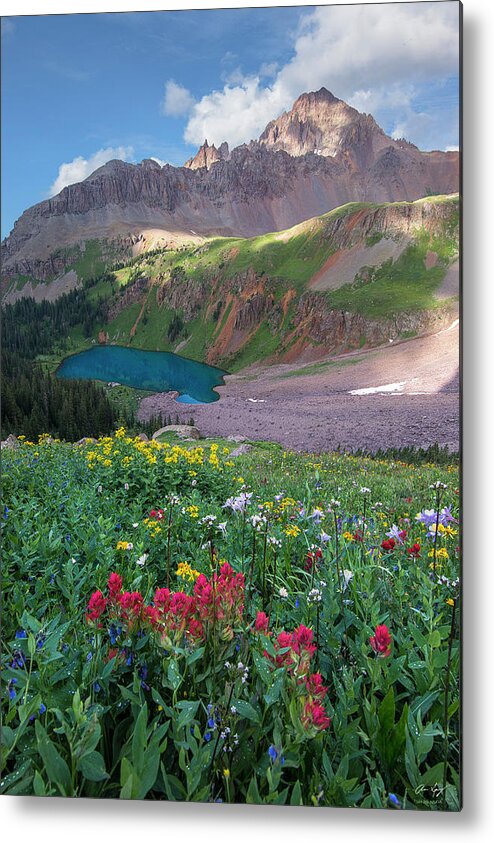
349, 381, 406, 395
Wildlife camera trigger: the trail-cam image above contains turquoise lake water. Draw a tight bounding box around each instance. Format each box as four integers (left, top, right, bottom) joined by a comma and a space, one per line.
56, 346, 227, 404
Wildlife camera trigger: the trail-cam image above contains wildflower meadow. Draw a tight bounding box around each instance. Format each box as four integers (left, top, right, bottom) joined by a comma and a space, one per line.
1, 430, 460, 808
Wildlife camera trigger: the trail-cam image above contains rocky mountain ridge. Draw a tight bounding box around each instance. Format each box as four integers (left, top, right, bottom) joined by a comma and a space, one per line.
2, 88, 459, 285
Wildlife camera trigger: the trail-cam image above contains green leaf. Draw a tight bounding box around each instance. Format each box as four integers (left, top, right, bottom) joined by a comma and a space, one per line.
167, 660, 181, 690
290, 780, 303, 806
378, 687, 395, 733
132, 703, 148, 775
35, 720, 72, 796
428, 630, 441, 649
264, 671, 285, 707
33, 770, 47, 796
246, 773, 261, 804
120, 757, 134, 799
409, 690, 440, 719
78, 751, 109, 782
233, 699, 260, 724
252, 650, 272, 684
176, 700, 199, 730
1, 726, 15, 749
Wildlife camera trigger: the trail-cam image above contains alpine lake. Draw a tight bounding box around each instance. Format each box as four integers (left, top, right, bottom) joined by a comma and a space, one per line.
56, 345, 227, 404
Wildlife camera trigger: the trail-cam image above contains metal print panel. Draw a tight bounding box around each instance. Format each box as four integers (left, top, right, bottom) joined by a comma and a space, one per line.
1, 1, 461, 811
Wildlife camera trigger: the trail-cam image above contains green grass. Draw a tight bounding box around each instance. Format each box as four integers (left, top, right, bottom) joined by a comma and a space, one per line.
326, 228, 458, 318
226, 319, 285, 372
23, 194, 460, 373
279, 353, 376, 379
105, 302, 143, 342
103, 384, 154, 419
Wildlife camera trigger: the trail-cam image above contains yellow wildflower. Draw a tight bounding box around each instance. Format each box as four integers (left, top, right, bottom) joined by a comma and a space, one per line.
176, 562, 201, 582
428, 547, 449, 560
438, 524, 458, 537
284, 524, 301, 538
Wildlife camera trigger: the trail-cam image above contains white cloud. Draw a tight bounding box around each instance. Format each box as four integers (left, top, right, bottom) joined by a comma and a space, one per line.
49, 146, 134, 196
184, 76, 287, 148
150, 156, 167, 167
181, 2, 459, 150
162, 80, 196, 117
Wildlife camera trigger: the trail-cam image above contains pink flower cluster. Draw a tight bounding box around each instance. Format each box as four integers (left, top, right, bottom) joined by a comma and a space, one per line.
86, 564, 245, 645
194, 563, 245, 638
86, 572, 146, 631
302, 672, 331, 731
253, 613, 331, 732
270, 624, 317, 677
369, 623, 392, 658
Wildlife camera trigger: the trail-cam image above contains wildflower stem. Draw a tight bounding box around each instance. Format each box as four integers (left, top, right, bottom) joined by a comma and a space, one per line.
268, 552, 277, 621
248, 531, 256, 610
209, 681, 236, 797
441, 596, 457, 810
166, 503, 173, 589
261, 522, 269, 599
333, 511, 345, 629
432, 488, 441, 575
241, 510, 246, 574
361, 495, 367, 565
315, 602, 321, 670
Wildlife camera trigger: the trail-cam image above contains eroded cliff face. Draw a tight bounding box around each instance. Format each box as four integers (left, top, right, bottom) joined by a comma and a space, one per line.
1, 88, 459, 283
139, 198, 459, 368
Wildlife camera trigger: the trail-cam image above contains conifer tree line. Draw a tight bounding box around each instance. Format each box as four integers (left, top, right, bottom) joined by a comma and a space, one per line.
1, 278, 126, 441
1, 275, 197, 442
3, 289, 108, 357
1, 350, 126, 441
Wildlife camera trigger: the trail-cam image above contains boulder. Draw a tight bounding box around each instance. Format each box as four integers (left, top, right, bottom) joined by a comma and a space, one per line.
152, 425, 201, 441
76, 437, 97, 446
229, 444, 252, 457
1, 434, 19, 449
137, 433, 149, 442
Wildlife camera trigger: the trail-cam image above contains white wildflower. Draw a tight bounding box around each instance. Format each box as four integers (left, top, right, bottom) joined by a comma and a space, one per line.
342, 569, 353, 591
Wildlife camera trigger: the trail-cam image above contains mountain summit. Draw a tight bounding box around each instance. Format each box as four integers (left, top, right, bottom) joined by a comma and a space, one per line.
259, 87, 417, 165
1, 89, 459, 284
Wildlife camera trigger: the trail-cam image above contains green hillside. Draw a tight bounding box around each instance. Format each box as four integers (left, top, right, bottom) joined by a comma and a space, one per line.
2, 195, 459, 372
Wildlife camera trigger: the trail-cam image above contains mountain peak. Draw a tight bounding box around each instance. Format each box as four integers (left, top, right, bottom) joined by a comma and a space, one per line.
293, 87, 340, 107
258, 87, 395, 162
184, 139, 230, 171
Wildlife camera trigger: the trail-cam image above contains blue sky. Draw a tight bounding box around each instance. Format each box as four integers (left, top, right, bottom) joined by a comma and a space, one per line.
1, 2, 460, 239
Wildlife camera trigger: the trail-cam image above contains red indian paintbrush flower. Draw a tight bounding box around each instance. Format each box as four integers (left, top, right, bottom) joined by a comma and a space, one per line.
86, 590, 108, 622
301, 699, 331, 731
254, 611, 269, 633
108, 572, 123, 600
369, 624, 392, 658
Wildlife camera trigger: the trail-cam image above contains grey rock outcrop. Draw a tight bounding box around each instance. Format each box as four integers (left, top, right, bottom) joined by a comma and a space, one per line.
152, 425, 201, 440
